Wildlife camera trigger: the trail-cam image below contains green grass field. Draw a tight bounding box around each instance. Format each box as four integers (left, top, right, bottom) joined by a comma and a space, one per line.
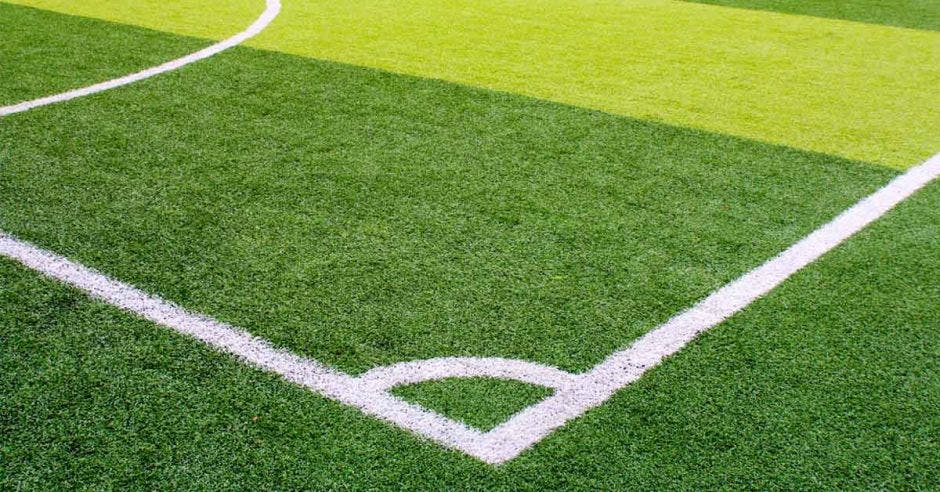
2, 1, 939, 488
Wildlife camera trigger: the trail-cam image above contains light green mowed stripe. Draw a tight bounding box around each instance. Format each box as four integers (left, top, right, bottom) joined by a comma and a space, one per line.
0, 0, 261, 39
6, 0, 940, 168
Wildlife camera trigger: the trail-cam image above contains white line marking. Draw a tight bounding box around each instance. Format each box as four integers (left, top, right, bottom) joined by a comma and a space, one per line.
0, 232, 492, 457
479, 152, 940, 463
1, 0, 938, 466
2, 153, 936, 464
0, 0, 493, 462
0, 0, 281, 117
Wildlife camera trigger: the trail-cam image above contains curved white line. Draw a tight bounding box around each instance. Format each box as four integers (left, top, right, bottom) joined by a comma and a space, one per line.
358, 357, 577, 391
0, 0, 492, 457
0, 0, 281, 117
0, 0, 485, 461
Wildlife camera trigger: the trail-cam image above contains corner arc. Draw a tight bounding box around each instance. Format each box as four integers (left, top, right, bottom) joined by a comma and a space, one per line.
357, 357, 577, 391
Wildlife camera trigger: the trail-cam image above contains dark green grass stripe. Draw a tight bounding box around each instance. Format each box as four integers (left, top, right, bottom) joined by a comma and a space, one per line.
684, 0, 940, 31
0, 259, 471, 489
2, 180, 937, 489
392, 378, 554, 430
527, 179, 940, 489
0, 12, 899, 374
0, 3, 210, 106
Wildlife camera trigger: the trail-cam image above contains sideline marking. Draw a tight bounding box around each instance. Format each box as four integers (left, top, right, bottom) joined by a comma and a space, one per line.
0, 232, 490, 458
480, 152, 940, 462
0, 0, 281, 116
2, 0, 939, 465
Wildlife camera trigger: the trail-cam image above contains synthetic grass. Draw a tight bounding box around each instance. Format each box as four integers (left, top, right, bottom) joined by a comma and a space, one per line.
3, 172, 937, 490
392, 378, 554, 430
0, 3, 208, 105
8, 0, 940, 167
684, 0, 940, 31
0, 0, 259, 40
2, 4, 938, 489
0, 17, 900, 374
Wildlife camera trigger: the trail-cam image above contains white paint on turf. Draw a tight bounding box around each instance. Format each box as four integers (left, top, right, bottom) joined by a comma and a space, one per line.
476, 152, 940, 462
2, 0, 939, 465
0, 0, 281, 116
0, 232, 491, 459
3, 153, 937, 464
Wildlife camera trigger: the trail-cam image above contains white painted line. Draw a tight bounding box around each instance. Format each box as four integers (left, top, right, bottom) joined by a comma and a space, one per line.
0, 0, 282, 117
3, 153, 936, 464
2, 0, 938, 466
0, 0, 491, 461
477, 152, 940, 463
0, 232, 489, 456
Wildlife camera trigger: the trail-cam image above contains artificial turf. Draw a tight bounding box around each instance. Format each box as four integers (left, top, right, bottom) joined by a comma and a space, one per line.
0, 3, 208, 105
3, 150, 937, 490
685, 0, 940, 31
0, 0, 260, 40
8, 0, 939, 167
0, 8, 901, 374
391, 378, 554, 431
1, 2, 938, 489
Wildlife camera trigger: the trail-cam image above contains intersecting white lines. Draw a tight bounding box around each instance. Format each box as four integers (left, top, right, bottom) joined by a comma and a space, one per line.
2, 0, 938, 466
